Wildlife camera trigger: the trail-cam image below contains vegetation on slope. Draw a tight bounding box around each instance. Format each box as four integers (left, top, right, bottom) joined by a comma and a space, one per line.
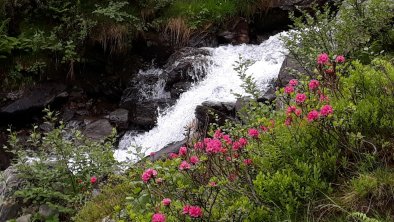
2, 0, 394, 221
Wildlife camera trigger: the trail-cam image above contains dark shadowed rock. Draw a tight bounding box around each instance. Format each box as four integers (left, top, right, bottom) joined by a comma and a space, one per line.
150, 139, 187, 161
170, 82, 192, 99
129, 100, 174, 129
195, 101, 236, 129
83, 119, 113, 140
276, 55, 307, 88
163, 47, 211, 92
0, 83, 68, 125
109, 108, 129, 129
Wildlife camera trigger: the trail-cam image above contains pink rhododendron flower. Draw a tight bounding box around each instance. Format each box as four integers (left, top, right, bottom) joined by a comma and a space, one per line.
183, 205, 191, 214
150, 152, 156, 157
284, 85, 294, 94
243, 159, 253, 165
295, 93, 307, 103
188, 206, 203, 218
248, 128, 259, 138
142, 169, 157, 183
285, 117, 292, 126
232, 141, 241, 151
214, 129, 223, 139
289, 79, 298, 86
286, 105, 297, 115
162, 198, 171, 206
222, 135, 232, 145
317, 53, 329, 64
90, 176, 97, 184
194, 141, 204, 150
179, 146, 187, 156
238, 137, 248, 147
205, 139, 222, 154
335, 55, 345, 63
309, 80, 320, 90
152, 213, 166, 222
169, 153, 178, 159
307, 110, 319, 122
295, 109, 302, 117
179, 161, 191, 170
320, 105, 334, 116
226, 156, 232, 161
190, 156, 199, 164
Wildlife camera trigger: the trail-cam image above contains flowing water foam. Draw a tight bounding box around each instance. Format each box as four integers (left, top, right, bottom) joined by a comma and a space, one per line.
116, 32, 288, 162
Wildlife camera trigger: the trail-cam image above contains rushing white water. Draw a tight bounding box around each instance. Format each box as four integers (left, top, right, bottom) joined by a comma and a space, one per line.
116, 32, 288, 162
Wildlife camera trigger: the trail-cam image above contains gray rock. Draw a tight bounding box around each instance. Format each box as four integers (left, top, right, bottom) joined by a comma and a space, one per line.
150, 139, 187, 161
0, 83, 67, 117
276, 55, 308, 88
163, 47, 211, 91
195, 101, 237, 129
83, 119, 113, 140
16, 214, 32, 222
109, 109, 129, 129
39, 204, 57, 219
0, 200, 20, 222
0, 166, 22, 221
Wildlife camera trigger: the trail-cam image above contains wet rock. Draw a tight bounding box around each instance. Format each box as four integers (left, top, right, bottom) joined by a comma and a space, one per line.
150, 139, 187, 161
130, 100, 174, 129
276, 55, 307, 88
109, 108, 129, 129
83, 119, 113, 140
163, 47, 211, 91
170, 82, 192, 99
257, 86, 277, 104
0, 82, 68, 125
195, 101, 237, 129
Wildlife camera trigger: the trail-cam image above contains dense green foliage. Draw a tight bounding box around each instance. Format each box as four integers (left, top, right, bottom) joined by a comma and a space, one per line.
2, 0, 394, 221
0, 0, 276, 90
4, 109, 118, 220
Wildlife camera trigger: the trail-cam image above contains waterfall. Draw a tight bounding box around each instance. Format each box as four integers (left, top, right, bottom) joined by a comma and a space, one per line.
116, 32, 288, 162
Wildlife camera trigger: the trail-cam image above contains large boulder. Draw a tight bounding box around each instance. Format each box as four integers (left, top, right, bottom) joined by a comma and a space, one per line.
83, 119, 113, 140
109, 108, 129, 129
276, 55, 307, 88
0, 82, 68, 125
0, 166, 22, 221
163, 47, 211, 93
195, 101, 237, 130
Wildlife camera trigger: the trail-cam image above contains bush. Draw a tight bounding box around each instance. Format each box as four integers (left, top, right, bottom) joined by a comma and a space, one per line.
4, 109, 118, 220
283, 0, 394, 70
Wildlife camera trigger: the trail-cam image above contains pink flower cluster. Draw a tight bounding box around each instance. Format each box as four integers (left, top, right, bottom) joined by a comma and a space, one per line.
248, 128, 259, 138
284, 78, 298, 95
179, 161, 191, 170
317, 53, 329, 64
141, 168, 157, 183
183, 205, 203, 218
162, 198, 171, 206
152, 213, 166, 222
